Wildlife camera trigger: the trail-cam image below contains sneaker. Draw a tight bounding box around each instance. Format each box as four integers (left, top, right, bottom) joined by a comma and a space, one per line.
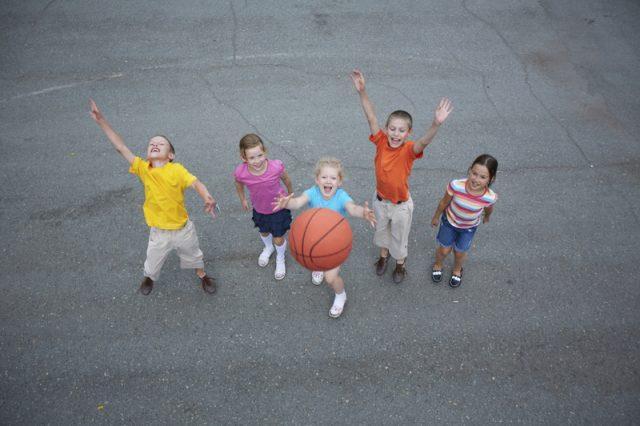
329, 293, 347, 318
139, 277, 153, 295
374, 256, 389, 276
392, 262, 407, 284
275, 258, 286, 280
258, 246, 275, 267
311, 271, 324, 285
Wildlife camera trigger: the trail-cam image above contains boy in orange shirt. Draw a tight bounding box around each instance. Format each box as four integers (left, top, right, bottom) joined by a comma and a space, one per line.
351, 70, 453, 283
89, 99, 217, 296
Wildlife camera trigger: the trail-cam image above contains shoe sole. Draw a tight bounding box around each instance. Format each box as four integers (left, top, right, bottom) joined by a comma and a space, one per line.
329, 301, 346, 318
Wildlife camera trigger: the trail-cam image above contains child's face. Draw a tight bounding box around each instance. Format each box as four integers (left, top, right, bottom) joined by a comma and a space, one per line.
243, 145, 267, 173
385, 117, 411, 148
315, 166, 342, 200
467, 164, 491, 193
146, 136, 174, 162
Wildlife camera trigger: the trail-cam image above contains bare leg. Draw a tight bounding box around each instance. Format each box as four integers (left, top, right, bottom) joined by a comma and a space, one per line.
433, 245, 452, 270
324, 267, 344, 294
452, 250, 468, 276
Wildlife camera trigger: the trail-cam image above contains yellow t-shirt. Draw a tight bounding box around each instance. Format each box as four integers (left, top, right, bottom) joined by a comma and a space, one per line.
129, 157, 197, 229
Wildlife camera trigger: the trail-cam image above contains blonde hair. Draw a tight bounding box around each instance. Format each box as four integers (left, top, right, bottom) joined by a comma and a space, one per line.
239, 133, 266, 158
314, 157, 345, 180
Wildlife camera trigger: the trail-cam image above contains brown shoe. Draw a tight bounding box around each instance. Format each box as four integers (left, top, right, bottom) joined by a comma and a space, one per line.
392, 262, 406, 284
201, 275, 217, 294
139, 277, 153, 295
374, 256, 389, 276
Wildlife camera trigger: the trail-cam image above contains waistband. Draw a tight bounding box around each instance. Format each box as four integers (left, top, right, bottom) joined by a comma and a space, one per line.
376, 194, 407, 204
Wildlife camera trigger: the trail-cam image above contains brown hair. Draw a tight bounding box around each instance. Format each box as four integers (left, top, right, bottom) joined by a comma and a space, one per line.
385, 110, 413, 130
470, 154, 498, 185
314, 157, 345, 180
239, 133, 266, 158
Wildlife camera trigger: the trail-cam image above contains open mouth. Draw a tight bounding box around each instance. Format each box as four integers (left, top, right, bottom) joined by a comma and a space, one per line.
150, 148, 160, 153
390, 138, 401, 144
322, 185, 333, 195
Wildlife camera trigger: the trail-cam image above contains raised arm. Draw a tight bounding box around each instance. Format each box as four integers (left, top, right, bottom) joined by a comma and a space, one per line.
345, 200, 376, 228
350, 69, 380, 135
431, 191, 453, 228
413, 97, 453, 155
191, 179, 216, 213
272, 192, 309, 212
89, 99, 135, 165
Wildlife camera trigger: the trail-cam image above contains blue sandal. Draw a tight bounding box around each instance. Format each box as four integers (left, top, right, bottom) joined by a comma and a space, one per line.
431, 268, 442, 283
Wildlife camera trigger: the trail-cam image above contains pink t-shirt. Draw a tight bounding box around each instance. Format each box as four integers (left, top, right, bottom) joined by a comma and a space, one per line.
234, 159, 287, 214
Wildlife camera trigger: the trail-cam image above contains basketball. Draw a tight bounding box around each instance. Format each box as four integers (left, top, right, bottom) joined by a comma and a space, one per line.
289, 208, 353, 271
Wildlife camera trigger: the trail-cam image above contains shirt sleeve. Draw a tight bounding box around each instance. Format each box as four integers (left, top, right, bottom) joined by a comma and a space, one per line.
339, 189, 354, 207
407, 142, 424, 159
176, 164, 197, 189
303, 186, 316, 207
369, 129, 386, 146
233, 163, 245, 182
128, 156, 143, 176
446, 180, 456, 197
272, 159, 285, 176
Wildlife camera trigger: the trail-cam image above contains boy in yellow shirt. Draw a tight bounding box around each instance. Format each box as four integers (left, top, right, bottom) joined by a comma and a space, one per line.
89, 100, 217, 295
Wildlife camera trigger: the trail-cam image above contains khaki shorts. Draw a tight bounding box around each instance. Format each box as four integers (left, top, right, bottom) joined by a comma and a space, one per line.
373, 195, 414, 260
144, 220, 204, 281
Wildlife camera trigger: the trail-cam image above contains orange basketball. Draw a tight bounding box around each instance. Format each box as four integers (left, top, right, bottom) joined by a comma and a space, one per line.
289, 208, 353, 271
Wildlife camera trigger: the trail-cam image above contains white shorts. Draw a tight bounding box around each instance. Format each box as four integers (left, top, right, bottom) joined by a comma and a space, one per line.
373, 195, 414, 260
143, 220, 204, 281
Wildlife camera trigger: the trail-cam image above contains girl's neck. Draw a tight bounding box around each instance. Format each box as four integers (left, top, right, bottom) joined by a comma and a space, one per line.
248, 159, 268, 176
465, 179, 487, 196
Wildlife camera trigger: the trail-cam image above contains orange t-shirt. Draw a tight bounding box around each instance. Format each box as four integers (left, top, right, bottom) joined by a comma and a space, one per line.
369, 130, 423, 203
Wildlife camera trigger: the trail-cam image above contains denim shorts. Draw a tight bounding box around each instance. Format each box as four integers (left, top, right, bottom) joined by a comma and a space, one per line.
252, 208, 292, 237
436, 213, 478, 253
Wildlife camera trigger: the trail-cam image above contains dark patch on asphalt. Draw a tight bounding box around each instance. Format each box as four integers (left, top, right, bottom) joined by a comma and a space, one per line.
31, 186, 135, 222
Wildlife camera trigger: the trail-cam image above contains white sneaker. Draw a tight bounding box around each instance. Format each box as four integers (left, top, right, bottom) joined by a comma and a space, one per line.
311, 271, 324, 285
329, 293, 347, 318
275, 258, 286, 280
258, 246, 274, 267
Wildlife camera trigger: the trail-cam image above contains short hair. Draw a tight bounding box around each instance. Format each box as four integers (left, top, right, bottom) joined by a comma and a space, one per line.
470, 154, 498, 185
239, 133, 266, 158
314, 157, 345, 180
385, 110, 413, 130
152, 134, 175, 161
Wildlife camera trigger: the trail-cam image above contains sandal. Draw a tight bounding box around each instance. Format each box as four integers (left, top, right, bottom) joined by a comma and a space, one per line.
431, 267, 442, 283
449, 268, 463, 288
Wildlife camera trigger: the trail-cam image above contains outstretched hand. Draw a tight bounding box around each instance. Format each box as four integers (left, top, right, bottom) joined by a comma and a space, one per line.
272, 192, 293, 212
362, 201, 376, 228
204, 195, 216, 214
89, 99, 104, 123
350, 69, 366, 92
434, 97, 453, 125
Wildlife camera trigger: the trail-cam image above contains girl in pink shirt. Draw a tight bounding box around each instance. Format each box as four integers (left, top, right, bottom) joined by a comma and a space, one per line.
234, 134, 293, 280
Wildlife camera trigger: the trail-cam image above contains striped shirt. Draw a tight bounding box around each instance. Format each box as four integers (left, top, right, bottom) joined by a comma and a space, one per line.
445, 179, 498, 229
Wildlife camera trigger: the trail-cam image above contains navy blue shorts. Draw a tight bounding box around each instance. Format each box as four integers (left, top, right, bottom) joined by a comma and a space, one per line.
436, 213, 478, 252
252, 208, 292, 238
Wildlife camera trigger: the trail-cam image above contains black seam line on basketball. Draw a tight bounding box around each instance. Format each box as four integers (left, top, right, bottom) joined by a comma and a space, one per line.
300, 209, 322, 269
308, 217, 348, 261
291, 244, 352, 259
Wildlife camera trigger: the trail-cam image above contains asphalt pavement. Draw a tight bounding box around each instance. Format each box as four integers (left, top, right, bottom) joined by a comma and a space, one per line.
1, 0, 639, 423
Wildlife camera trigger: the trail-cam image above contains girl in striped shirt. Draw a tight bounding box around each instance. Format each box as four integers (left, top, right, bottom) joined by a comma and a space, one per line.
430, 155, 498, 287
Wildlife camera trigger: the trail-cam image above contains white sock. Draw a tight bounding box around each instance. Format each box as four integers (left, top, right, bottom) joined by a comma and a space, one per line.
260, 234, 273, 250
334, 291, 347, 304
275, 240, 287, 262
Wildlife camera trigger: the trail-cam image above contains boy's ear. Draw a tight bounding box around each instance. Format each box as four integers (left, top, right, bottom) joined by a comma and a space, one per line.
168, 152, 175, 161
